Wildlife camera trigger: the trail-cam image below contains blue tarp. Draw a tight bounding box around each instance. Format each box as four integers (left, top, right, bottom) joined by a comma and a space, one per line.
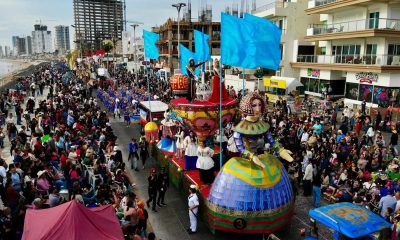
309, 202, 391, 238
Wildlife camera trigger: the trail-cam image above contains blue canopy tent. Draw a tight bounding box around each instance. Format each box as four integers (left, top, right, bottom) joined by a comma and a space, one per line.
308, 202, 391, 239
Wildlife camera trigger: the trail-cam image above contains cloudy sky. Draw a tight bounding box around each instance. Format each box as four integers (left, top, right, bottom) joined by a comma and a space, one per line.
0, 0, 264, 49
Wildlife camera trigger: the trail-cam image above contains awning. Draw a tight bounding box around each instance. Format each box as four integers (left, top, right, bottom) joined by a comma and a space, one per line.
263, 76, 303, 93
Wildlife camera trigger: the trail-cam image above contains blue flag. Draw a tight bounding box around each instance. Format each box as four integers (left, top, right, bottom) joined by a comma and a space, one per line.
194, 30, 211, 62
180, 44, 200, 76
143, 30, 160, 60
221, 13, 282, 70
244, 13, 282, 70
221, 13, 257, 69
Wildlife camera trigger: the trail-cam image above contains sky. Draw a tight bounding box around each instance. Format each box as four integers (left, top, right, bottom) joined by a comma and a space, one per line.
0, 0, 264, 49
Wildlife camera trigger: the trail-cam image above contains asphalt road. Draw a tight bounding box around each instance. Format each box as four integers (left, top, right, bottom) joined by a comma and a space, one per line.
104, 106, 334, 240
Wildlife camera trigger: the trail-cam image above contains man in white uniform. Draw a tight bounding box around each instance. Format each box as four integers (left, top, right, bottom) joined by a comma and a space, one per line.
188, 185, 199, 234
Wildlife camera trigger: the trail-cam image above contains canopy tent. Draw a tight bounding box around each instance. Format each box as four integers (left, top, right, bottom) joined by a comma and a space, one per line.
309, 202, 391, 238
23, 201, 123, 240
271, 76, 303, 93
263, 76, 303, 94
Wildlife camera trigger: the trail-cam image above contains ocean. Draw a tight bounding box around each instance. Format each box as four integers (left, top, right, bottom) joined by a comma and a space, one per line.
0, 60, 25, 78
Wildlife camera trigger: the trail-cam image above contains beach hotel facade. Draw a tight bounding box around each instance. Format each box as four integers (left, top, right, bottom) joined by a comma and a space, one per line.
289, 0, 400, 108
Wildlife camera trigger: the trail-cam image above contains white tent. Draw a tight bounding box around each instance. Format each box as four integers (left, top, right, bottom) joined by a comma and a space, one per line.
270, 76, 303, 93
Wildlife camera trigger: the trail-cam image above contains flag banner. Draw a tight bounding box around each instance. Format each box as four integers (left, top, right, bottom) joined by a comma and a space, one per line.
221, 13, 282, 70
143, 30, 160, 60
180, 44, 200, 76
221, 13, 256, 69
244, 13, 282, 70
194, 30, 211, 62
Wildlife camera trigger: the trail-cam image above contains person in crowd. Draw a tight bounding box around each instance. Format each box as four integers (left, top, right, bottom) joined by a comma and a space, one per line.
146, 168, 158, 212
187, 185, 199, 234
156, 167, 168, 207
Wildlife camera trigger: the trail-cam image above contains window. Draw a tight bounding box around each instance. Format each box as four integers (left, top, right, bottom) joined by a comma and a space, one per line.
359, 84, 373, 102
369, 12, 380, 29
345, 83, 359, 100
319, 47, 326, 55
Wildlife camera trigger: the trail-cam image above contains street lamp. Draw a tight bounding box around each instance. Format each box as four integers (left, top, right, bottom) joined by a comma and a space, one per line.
131, 22, 142, 79
172, 2, 186, 69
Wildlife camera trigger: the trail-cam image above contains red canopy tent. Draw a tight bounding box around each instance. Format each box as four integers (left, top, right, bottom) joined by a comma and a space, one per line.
22, 201, 124, 240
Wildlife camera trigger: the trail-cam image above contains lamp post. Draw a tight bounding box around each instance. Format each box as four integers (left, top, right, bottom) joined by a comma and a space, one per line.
172, 2, 186, 69
131, 23, 142, 79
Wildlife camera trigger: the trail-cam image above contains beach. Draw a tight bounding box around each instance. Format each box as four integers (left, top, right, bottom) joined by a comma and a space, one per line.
0, 59, 44, 89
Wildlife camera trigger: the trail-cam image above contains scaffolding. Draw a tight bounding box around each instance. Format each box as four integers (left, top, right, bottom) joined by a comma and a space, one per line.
73, 0, 125, 51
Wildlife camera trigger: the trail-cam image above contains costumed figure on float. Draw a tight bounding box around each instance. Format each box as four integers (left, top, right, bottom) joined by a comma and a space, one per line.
156, 110, 177, 153
207, 91, 295, 233
169, 58, 237, 159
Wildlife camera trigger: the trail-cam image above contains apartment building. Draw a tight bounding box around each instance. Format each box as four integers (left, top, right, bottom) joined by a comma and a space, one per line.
253, 0, 319, 79
291, 0, 400, 108
153, 19, 221, 71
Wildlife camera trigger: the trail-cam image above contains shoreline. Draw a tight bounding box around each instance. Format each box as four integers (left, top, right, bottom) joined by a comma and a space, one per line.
0, 60, 48, 90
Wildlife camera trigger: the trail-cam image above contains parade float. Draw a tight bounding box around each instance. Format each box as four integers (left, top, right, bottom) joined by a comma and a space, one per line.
151, 68, 294, 235
148, 12, 294, 235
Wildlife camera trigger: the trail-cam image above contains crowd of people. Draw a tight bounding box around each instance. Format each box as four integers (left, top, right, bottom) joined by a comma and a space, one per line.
0, 59, 399, 239
0, 63, 156, 240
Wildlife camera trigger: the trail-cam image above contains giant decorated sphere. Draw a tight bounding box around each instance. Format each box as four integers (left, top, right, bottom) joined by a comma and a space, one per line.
207, 154, 295, 233
170, 73, 189, 95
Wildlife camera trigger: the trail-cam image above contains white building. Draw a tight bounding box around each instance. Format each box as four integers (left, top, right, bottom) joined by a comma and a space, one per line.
252, 0, 319, 79
32, 24, 53, 54
25, 36, 32, 55
291, 0, 400, 108
54, 25, 70, 54
4, 46, 10, 57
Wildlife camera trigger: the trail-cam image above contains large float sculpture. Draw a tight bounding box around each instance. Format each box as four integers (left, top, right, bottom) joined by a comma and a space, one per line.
207, 92, 295, 233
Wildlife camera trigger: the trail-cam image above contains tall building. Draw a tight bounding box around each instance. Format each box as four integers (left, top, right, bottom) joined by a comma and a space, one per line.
11, 36, 18, 56
32, 24, 53, 54
252, 0, 319, 79
55, 25, 70, 53
154, 19, 221, 70
25, 36, 32, 55
16, 37, 26, 55
291, 0, 400, 108
73, 0, 125, 51
5, 46, 10, 57
0, 46, 3, 58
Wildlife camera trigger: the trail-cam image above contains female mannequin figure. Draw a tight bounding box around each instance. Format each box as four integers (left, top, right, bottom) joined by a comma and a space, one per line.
208, 92, 295, 231
183, 131, 198, 170
196, 141, 215, 184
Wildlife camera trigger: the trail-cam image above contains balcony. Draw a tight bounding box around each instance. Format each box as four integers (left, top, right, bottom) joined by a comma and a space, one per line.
252, 1, 289, 18
307, 0, 380, 14
306, 18, 400, 41
291, 54, 400, 73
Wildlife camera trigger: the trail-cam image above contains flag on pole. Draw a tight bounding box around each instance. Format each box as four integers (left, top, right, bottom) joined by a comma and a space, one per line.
221, 13, 256, 69
221, 13, 282, 70
143, 30, 160, 60
180, 44, 200, 76
194, 30, 211, 62
243, 13, 282, 70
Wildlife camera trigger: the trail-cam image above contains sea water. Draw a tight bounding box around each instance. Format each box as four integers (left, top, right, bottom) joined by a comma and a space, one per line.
0, 60, 23, 78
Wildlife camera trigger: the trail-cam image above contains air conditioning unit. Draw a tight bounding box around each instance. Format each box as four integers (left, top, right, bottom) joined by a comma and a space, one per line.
276, 70, 281, 76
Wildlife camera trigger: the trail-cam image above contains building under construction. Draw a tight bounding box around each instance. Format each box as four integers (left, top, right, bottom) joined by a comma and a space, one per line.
73, 0, 125, 51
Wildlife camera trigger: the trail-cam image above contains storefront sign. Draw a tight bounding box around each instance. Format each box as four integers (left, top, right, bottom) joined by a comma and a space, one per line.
307, 68, 320, 78
263, 78, 286, 89
356, 72, 378, 84
265, 93, 287, 103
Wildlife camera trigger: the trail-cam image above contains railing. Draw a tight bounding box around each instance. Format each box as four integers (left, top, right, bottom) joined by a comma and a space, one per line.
252, 1, 286, 14
308, 18, 400, 35
296, 54, 400, 66
314, 0, 337, 7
